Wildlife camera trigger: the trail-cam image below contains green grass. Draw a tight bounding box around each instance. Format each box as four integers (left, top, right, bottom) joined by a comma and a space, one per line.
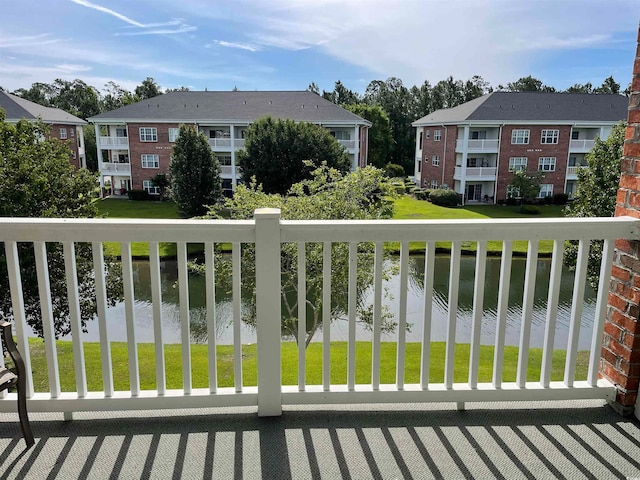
96, 199, 181, 219
24, 339, 588, 392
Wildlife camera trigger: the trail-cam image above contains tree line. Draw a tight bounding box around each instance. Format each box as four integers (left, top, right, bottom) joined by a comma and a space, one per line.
2, 74, 626, 174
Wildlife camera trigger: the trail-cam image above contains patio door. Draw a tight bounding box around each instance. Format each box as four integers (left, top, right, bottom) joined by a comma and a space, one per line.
465, 183, 482, 202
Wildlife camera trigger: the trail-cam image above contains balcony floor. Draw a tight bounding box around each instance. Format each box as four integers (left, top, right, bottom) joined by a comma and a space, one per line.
0, 399, 639, 479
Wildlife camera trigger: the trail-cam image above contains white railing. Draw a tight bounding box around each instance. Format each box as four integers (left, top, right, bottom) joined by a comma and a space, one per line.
1, 212, 637, 417
456, 139, 499, 151
234, 138, 245, 148
454, 166, 497, 178
220, 165, 232, 175
98, 136, 129, 149
570, 139, 596, 151
567, 165, 589, 176
101, 162, 131, 174
338, 140, 356, 149
208, 138, 231, 148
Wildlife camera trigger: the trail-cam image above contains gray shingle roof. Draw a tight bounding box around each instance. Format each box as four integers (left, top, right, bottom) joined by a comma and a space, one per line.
88, 91, 370, 125
412, 92, 628, 125
0, 91, 87, 125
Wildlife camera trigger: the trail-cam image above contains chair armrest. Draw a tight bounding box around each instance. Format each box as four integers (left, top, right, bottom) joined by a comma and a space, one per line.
1, 323, 26, 379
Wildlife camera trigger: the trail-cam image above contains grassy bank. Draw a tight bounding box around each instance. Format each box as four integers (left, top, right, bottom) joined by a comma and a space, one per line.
25, 339, 587, 392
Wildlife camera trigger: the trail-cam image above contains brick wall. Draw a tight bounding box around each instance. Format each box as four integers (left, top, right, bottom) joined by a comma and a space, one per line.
420, 126, 457, 188
358, 126, 368, 167
603, 24, 640, 416
496, 125, 571, 200
50, 123, 81, 169
127, 123, 179, 190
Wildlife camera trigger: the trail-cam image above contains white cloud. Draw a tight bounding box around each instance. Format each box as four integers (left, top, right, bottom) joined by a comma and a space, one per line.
0, 33, 65, 48
210, 40, 261, 52
69, 0, 146, 27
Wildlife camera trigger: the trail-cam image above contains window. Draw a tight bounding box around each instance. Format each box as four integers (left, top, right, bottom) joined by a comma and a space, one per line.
418, 131, 423, 150
571, 131, 579, 140
59, 128, 67, 139
541, 129, 559, 144
141, 154, 159, 168
139, 127, 157, 142
116, 127, 127, 137
538, 184, 553, 198
471, 131, 486, 140
467, 157, 481, 167
330, 130, 351, 140
511, 129, 530, 144
143, 180, 160, 195
432, 155, 440, 166
538, 157, 556, 172
425, 130, 431, 139
509, 157, 527, 172
209, 129, 230, 139
506, 185, 520, 198
70, 128, 75, 137
417, 158, 421, 173
168, 128, 180, 142
431, 179, 438, 189
434, 130, 442, 141
215, 153, 232, 166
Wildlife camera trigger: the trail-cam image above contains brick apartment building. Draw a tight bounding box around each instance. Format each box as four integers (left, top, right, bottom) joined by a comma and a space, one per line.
412, 92, 628, 203
88, 91, 371, 197
0, 91, 87, 169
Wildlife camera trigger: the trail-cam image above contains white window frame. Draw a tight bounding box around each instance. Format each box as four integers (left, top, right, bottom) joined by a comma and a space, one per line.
141, 154, 159, 169
471, 130, 486, 140
143, 180, 160, 195
70, 128, 75, 137
434, 130, 442, 141
59, 127, 67, 139
418, 131, 423, 150
139, 127, 158, 142
430, 179, 438, 189
168, 128, 180, 143
506, 185, 521, 198
511, 129, 530, 144
541, 129, 559, 144
509, 157, 527, 172
215, 153, 232, 166
538, 184, 554, 198
538, 157, 556, 172
116, 127, 128, 138
432, 155, 440, 166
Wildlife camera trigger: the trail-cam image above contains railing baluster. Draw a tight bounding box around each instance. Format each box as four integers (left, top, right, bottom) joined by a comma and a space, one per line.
493, 240, 513, 389
232, 242, 242, 392
541, 239, 564, 387
63, 242, 87, 397
565, 239, 590, 386
445, 241, 461, 389
517, 240, 539, 387
469, 241, 487, 388
34, 241, 60, 398
121, 242, 140, 396
372, 242, 383, 390
396, 242, 409, 390
5, 242, 34, 397
322, 242, 331, 391
347, 242, 357, 391
588, 239, 615, 385
177, 242, 192, 394
205, 242, 217, 394
297, 242, 306, 391
149, 242, 166, 395
92, 242, 113, 397
421, 242, 435, 389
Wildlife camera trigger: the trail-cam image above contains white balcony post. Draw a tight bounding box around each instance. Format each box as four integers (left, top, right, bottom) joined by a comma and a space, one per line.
255, 208, 282, 416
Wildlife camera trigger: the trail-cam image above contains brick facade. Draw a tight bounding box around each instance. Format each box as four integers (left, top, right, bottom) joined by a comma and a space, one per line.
127, 123, 179, 190
603, 25, 640, 417
420, 125, 457, 188
49, 123, 82, 169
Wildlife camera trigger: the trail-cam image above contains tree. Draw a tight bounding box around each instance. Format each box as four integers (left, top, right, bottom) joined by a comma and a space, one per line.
12, 82, 54, 106
0, 109, 122, 337
345, 104, 393, 169
150, 173, 170, 202
564, 122, 625, 287
322, 80, 361, 106
101, 81, 139, 111
507, 170, 545, 204
169, 124, 222, 217
503, 75, 555, 92
165, 86, 191, 93
565, 82, 594, 94
50, 79, 101, 119
236, 116, 351, 195
135, 77, 162, 100
307, 82, 320, 95
204, 164, 398, 346
83, 126, 98, 171
595, 76, 621, 95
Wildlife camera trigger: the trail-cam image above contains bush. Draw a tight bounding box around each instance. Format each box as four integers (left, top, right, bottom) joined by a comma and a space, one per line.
520, 204, 540, 215
430, 189, 460, 207
541, 195, 553, 205
553, 193, 569, 205
127, 189, 150, 201
414, 189, 428, 200
505, 197, 520, 206
392, 184, 405, 195
384, 163, 405, 178
423, 189, 434, 200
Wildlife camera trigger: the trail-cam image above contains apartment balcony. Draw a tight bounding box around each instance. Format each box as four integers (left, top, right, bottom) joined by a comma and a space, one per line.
100, 162, 131, 174
234, 138, 245, 148
566, 165, 588, 179
454, 166, 497, 180
569, 139, 596, 152
455, 139, 499, 152
97, 136, 129, 149
208, 138, 232, 149
0, 213, 638, 476
220, 165, 232, 176
338, 139, 356, 150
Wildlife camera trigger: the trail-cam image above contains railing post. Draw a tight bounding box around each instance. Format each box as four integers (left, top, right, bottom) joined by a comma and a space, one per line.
254, 208, 282, 416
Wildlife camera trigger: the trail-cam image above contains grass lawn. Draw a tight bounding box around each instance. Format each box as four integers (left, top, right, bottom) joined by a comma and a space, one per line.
23, 339, 587, 392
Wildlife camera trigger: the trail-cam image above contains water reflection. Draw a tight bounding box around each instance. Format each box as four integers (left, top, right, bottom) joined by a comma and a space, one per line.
55, 254, 597, 350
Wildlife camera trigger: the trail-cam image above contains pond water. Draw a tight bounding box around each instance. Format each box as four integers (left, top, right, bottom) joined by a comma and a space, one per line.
50, 254, 597, 350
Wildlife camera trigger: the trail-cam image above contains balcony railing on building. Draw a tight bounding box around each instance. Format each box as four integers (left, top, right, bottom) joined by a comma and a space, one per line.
569, 139, 596, 151
98, 137, 129, 149
566, 165, 589, 176
456, 139, 499, 152
454, 166, 497, 178
101, 162, 131, 174
0, 212, 634, 417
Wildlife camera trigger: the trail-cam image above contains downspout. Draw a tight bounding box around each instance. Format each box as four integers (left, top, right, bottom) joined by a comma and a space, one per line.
493, 124, 504, 203
441, 124, 447, 186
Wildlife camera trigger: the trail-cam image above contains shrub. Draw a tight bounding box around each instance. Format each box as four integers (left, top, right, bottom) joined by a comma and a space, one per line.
414, 189, 428, 200
393, 184, 405, 195
541, 195, 553, 205
384, 163, 405, 178
520, 204, 540, 215
430, 189, 460, 207
127, 189, 150, 201
505, 197, 520, 206
553, 193, 569, 205
404, 182, 416, 193
423, 189, 434, 200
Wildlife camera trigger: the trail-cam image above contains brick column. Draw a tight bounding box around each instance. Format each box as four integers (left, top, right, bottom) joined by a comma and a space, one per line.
602, 23, 640, 417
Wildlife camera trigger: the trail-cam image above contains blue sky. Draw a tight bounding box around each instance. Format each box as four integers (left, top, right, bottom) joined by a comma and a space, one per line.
0, 0, 638, 95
